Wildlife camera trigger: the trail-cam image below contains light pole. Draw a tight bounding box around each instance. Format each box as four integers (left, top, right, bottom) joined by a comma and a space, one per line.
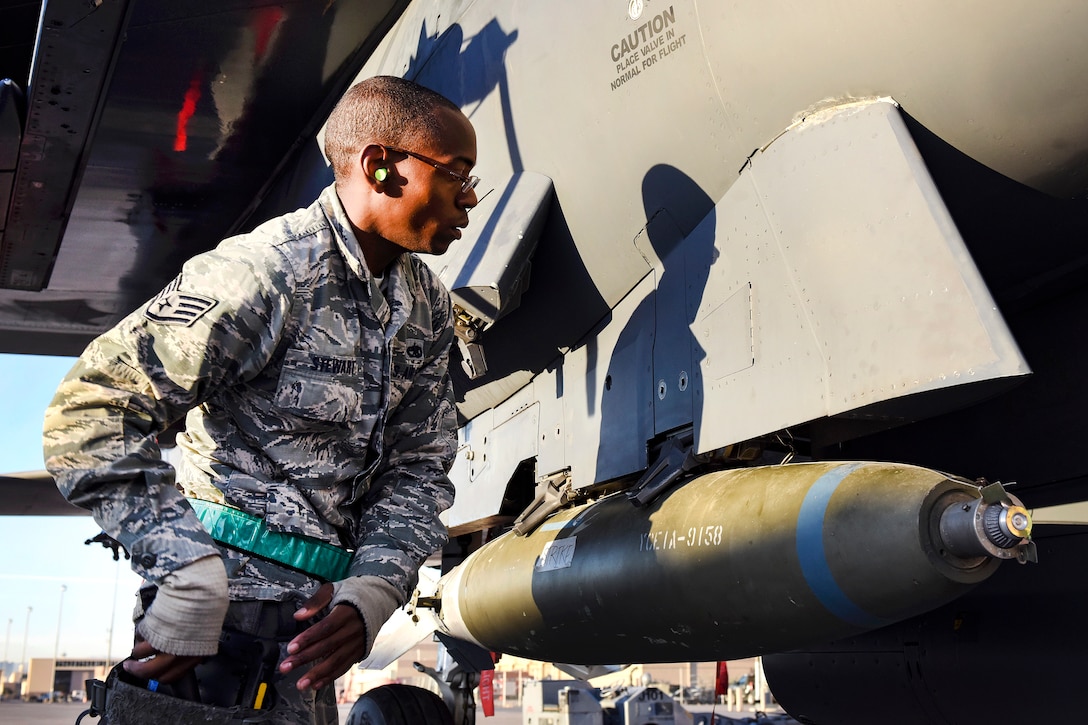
20, 607, 31, 673
107, 557, 121, 665
19, 606, 31, 699
3, 617, 11, 682
52, 585, 67, 702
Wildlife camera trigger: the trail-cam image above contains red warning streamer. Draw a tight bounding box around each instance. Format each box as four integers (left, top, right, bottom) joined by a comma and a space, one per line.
479, 669, 495, 717
714, 661, 730, 697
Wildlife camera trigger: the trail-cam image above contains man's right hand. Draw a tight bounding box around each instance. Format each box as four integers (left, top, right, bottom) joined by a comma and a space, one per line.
123, 639, 204, 684
131, 555, 229, 667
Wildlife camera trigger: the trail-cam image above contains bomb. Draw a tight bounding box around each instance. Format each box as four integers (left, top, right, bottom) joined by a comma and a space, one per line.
433, 461, 1033, 664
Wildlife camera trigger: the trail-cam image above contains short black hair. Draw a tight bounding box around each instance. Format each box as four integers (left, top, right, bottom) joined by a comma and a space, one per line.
324, 76, 462, 183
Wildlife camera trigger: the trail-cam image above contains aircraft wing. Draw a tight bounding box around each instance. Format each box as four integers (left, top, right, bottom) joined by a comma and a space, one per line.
0, 0, 409, 356
0, 470, 82, 516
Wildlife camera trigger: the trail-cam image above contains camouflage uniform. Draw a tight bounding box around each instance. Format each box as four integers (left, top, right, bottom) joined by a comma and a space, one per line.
43, 184, 458, 722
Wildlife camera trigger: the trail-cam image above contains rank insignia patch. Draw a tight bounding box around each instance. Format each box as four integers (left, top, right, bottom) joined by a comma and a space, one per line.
144, 276, 217, 326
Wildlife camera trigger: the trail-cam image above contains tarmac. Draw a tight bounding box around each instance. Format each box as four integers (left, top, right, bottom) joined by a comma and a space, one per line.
0, 698, 797, 724
0, 699, 526, 724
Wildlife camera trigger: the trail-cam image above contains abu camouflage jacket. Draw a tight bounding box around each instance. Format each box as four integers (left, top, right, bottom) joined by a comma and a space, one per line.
44, 184, 457, 602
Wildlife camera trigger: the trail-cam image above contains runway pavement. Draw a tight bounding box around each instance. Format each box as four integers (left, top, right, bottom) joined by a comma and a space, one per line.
0, 696, 796, 724
0, 699, 528, 724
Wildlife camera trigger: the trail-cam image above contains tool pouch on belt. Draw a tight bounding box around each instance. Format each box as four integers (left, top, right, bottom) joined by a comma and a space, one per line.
199, 627, 282, 711
77, 666, 270, 725
75, 628, 281, 725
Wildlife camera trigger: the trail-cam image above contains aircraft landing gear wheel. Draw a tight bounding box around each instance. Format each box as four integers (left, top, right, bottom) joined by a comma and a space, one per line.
345, 684, 453, 725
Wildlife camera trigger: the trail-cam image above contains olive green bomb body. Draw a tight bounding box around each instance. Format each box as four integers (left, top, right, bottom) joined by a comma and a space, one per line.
435, 462, 1029, 664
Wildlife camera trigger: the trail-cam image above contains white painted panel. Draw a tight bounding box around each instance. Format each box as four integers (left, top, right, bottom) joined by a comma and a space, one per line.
694, 101, 1029, 453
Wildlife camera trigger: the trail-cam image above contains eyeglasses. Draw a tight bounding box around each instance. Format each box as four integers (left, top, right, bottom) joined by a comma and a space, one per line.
382, 145, 480, 194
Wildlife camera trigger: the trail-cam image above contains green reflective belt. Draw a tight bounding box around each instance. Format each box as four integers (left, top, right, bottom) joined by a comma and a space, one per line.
188, 498, 351, 583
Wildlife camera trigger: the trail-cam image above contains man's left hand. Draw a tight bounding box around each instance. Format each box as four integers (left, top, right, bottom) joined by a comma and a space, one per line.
279, 583, 367, 691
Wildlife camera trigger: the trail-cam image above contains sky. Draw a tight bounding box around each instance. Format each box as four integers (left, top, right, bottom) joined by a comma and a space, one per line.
0, 353, 145, 671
